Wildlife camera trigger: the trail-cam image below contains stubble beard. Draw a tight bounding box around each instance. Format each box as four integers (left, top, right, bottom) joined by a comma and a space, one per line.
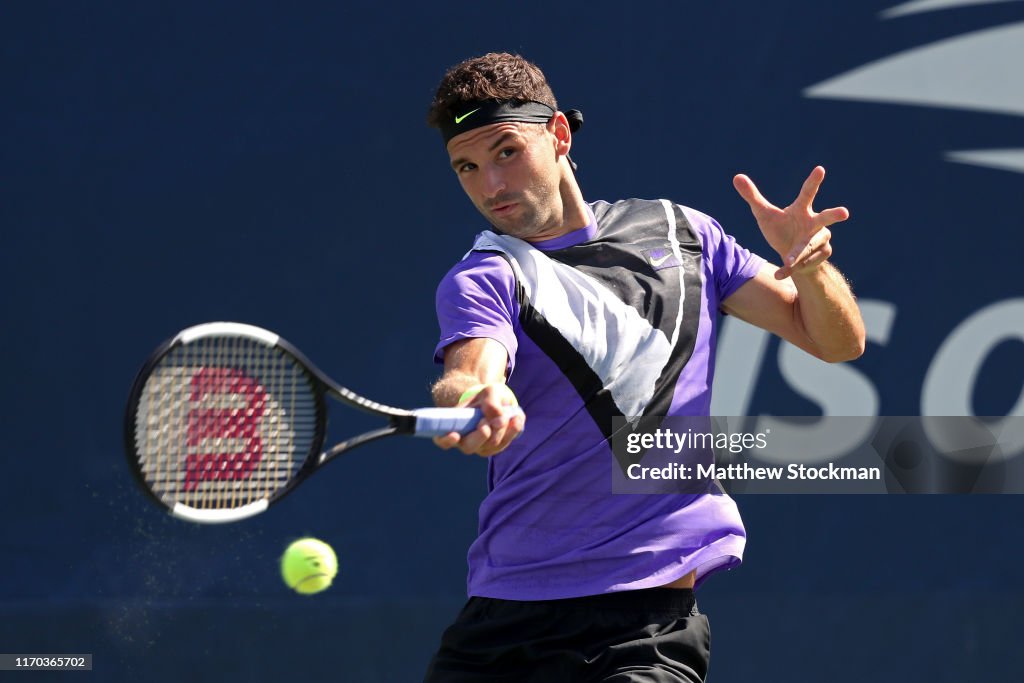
486, 184, 559, 241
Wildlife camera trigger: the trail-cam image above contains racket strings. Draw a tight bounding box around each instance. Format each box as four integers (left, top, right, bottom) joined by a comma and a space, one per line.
133, 336, 318, 512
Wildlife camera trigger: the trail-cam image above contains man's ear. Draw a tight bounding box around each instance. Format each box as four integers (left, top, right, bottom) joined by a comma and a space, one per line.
548, 112, 572, 157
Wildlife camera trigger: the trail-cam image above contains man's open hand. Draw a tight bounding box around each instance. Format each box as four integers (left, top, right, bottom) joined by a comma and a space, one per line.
733, 166, 850, 280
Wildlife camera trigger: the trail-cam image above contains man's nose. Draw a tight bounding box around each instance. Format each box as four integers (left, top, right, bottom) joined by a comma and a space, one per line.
482, 165, 506, 198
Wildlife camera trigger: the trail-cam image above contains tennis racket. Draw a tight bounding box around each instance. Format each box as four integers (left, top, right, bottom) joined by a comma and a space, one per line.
124, 322, 491, 524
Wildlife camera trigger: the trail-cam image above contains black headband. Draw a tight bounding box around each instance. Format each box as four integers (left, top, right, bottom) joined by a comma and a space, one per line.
440, 99, 584, 146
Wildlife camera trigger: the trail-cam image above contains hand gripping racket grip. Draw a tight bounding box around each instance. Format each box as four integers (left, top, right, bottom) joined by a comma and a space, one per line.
411, 407, 524, 437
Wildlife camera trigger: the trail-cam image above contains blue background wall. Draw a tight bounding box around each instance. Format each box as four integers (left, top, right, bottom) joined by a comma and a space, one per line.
2, 1, 1023, 680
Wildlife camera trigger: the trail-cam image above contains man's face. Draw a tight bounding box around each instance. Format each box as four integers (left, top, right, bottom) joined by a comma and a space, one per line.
446, 121, 563, 241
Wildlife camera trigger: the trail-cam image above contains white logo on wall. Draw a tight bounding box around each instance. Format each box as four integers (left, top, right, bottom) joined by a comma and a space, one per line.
804, 0, 1024, 173
712, 1, 1024, 460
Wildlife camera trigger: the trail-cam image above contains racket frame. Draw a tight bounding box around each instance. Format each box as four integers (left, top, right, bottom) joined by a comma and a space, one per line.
124, 322, 425, 523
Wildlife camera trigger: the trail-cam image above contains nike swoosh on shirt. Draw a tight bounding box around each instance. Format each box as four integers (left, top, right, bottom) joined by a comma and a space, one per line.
455, 108, 481, 124
649, 252, 673, 267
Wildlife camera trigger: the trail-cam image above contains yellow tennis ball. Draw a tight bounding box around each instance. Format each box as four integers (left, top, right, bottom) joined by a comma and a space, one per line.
280, 537, 338, 595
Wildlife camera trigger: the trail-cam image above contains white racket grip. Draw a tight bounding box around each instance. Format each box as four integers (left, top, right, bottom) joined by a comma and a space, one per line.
412, 407, 525, 437
413, 408, 482, 436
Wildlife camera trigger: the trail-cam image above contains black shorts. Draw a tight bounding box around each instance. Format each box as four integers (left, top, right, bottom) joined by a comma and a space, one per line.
423, 588, 710, 682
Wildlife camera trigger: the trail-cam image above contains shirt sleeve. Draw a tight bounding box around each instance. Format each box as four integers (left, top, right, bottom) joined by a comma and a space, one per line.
434, 250, 520, 373
681, 206, 766, 302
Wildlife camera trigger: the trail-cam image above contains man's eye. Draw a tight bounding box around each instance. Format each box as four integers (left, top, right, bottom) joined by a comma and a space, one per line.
458, 163, 477, 173
498, 148, 515, 159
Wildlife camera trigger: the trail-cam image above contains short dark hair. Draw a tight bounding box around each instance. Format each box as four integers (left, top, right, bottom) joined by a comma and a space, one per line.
427, 52, 558, 129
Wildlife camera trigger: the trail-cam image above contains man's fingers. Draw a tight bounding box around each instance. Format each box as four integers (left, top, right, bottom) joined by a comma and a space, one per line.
733, 174, 774, 213
435, 420, 513, 457
796, 242, 832, 273
785, 226, 831, 263
457, 422, 493, 455
506, 411, 526, 436
795, 166, 826, 208
473, 384, 518, 414
468, 411, 525, 457
818, 206, 850, 226
776, 240, 832, 279
477, 419, 510, 457
778, 228, 832, 278
433, 433, 459, 450
483, 413, 526, 456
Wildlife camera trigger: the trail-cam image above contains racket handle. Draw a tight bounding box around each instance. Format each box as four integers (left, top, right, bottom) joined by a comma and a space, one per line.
411, 407, 524, 437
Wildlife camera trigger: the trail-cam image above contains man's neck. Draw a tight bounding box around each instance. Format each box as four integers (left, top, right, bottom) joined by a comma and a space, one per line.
525, 167, 589, 243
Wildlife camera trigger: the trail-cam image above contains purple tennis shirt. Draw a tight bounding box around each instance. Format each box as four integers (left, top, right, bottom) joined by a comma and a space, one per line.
434, 200, 765, 600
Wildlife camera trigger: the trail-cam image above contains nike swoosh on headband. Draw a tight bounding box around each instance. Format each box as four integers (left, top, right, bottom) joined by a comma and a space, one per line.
454, 108, 481, 124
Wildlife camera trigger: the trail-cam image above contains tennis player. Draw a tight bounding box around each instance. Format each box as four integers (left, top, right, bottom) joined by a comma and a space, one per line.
423, 53, 864, 682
